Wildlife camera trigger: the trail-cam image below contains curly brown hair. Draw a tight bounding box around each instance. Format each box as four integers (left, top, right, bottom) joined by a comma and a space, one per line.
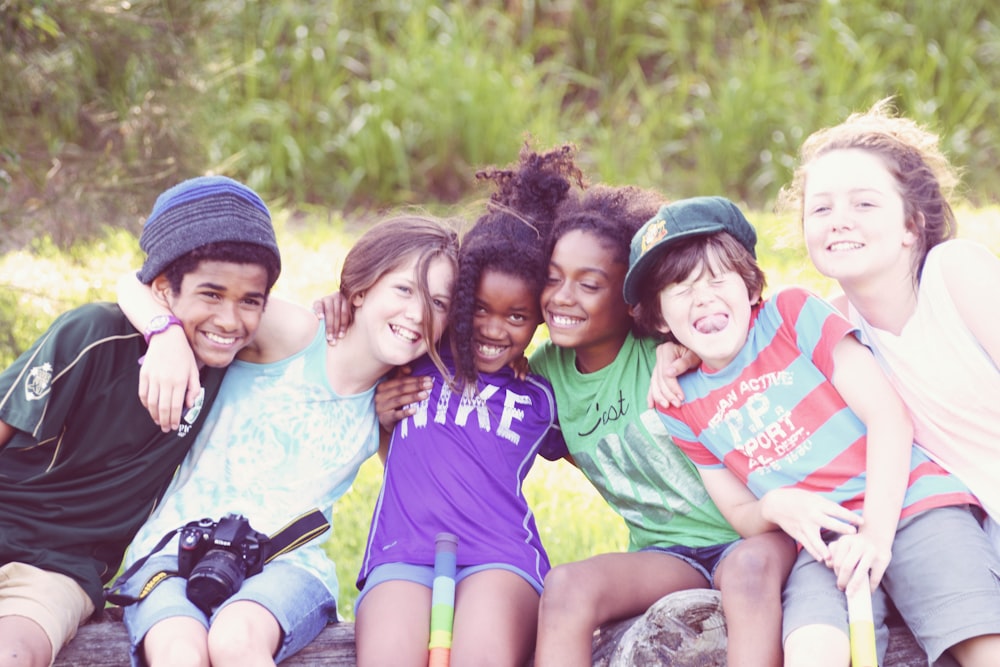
449, 143, 583, 387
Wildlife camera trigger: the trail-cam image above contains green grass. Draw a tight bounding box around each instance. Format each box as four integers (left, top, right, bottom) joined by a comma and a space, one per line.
2, 205, 998, 617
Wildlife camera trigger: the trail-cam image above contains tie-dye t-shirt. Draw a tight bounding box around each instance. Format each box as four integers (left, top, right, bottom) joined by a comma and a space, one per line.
126, 323, 378, 600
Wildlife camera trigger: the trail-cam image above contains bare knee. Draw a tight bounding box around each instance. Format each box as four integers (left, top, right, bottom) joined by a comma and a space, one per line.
539, 563, 599, 623
146, 639, 208, 667
207, 602, 280, 666
784, 624, 849, 667
0, 617, 53, 667
717, 536, 794, 600
143, 618, 209, 667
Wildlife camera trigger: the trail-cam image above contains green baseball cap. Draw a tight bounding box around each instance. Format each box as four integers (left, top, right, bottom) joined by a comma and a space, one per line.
623, 195, 757, 305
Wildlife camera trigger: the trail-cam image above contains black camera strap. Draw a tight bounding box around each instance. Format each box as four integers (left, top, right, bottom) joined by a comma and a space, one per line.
105, 508, 330, 606
264, 508, 330, 562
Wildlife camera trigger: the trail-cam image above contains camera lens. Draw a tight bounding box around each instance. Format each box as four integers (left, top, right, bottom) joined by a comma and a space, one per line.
186, 549, 247, 612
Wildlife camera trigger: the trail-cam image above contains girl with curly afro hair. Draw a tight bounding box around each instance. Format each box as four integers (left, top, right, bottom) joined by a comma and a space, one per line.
351, 144, 581, 667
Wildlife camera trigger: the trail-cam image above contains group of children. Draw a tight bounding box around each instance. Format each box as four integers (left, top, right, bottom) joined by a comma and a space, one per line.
1, 100, 997, 667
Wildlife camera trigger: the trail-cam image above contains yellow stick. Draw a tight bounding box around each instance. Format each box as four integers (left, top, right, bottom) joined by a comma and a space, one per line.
847, 572, 878, 667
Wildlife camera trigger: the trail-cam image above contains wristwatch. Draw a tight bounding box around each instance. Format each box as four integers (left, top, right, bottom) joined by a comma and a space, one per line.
143, 314, 183, 344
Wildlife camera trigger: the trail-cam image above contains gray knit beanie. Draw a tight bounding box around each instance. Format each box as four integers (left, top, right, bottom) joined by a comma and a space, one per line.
136, 175, 281, 284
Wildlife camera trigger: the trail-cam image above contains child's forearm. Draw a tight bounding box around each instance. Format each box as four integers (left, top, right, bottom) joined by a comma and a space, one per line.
859, 415, 910, 547
701, 468, 782, 537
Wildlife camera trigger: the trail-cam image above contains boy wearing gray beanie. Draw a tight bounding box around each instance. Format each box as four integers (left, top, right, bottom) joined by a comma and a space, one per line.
0, 175, 280, 667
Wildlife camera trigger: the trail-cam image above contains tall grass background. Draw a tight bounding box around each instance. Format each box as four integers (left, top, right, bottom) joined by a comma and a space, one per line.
3, 1, 999, 220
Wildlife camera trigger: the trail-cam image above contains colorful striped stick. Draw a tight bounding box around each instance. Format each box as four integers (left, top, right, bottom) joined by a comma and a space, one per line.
847, 571, 878, 667
428, 532, 459, 667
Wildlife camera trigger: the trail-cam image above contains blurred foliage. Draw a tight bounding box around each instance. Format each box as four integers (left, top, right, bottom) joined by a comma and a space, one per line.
3, 0, 1000, 354
2, 0, 999, 238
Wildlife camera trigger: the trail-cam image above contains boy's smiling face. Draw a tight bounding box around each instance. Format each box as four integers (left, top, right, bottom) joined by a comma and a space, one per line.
154, 260, 269, 368
656, 251, 758, 372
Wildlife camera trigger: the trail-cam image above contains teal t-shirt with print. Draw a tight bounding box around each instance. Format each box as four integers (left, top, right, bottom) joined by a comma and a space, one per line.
529, 332, 738, 551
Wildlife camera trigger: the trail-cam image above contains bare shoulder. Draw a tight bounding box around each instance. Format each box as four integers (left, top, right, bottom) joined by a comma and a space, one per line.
935, 239, 1000, 293
934, 238, 997, 267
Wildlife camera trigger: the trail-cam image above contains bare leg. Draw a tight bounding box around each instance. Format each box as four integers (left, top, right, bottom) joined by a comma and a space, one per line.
947, 634, 1000, 666
355, 580, 431, 667
534, 551, 708, 667
208, 600, 282, 667
713, 532, 796, 667
450, 570, 539, 667
784, 624, 849, 667
143, 616, 210, 667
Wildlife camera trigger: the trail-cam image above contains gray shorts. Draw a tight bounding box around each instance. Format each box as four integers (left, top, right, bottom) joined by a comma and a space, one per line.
121, 554, 337, 667
783, 505, 1000, 666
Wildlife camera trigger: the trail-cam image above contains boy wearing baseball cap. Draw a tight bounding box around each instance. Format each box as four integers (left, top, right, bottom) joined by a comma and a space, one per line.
624, 196, 1000, 666
0, 176, 280, 666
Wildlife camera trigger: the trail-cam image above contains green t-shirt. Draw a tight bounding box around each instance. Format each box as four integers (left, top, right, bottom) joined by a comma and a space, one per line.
529, 332, 738, 551
0, 302, 225, 608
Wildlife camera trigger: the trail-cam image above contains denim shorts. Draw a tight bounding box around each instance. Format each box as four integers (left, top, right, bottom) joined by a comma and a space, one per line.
121, 554, 337, 667
640, 540, 742, 585
783, 506, 1000, 665
355, 561, 543, 616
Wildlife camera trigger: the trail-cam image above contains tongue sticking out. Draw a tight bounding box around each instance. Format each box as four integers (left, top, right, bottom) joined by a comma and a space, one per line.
694, 313, 729, 334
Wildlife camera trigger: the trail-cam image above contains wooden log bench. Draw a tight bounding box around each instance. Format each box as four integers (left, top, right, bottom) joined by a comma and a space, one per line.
57, 591, 927, 666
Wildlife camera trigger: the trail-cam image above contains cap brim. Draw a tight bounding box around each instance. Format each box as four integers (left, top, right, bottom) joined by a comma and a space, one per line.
622, 223, 725, 305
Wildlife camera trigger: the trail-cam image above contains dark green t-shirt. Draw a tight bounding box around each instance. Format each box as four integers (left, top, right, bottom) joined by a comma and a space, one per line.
0, 302, 225, 608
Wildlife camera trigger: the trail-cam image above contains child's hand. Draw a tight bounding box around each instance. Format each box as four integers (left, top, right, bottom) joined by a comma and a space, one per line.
647, 341, 699, 409
375, 366, 431, 431
760, 488, 863, 565
508, 355, 530, 381
139, 327, 201, 432
312, 291, 351, 345
828, 531, 891, 592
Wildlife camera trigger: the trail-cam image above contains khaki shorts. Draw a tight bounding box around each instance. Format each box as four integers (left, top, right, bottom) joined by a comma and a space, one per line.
0, 562, 95, 663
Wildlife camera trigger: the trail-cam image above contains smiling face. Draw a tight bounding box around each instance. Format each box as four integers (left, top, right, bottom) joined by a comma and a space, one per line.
656, 252, 757, 371
471, 268, 542, 374
541, 229, 633, 373
802, 148, 918, 290
350, 253, 454, 369
154, 260, 270, 368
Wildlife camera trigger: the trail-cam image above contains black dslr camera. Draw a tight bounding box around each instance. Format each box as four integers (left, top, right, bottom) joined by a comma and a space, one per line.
177, 513, 270, 612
